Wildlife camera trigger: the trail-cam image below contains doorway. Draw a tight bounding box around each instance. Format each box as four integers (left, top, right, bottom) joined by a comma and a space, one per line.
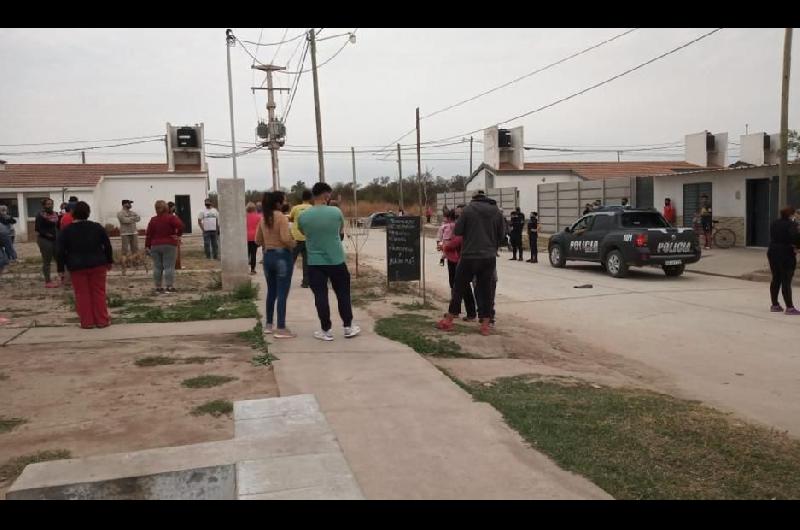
746, 179, 771, 247
175, 195, 192, 234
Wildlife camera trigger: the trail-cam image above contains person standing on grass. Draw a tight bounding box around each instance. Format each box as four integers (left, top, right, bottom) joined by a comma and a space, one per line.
441, 210, 477, 321
256, 191, 296, 339
167, 202, 183, 270
288, 189, 313, 288
117, 199, 141, 256
56, 201, 113, 329
298, 182, 361, 341
198, 199, 220, 260
437, 190, 505, 336
145, 200, 183, 294
768, 206, 800, 315
35, 198, 61, 288
245, 202, 261, 275
0, 205, 17, 262
526, 211, 539, 264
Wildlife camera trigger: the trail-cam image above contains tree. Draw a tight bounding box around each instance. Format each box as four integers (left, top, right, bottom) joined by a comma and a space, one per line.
289, 180, 308, 204
789, 129, 799, 161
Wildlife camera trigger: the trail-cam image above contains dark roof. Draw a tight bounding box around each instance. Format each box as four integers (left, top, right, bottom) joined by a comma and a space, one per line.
0, 163, 205, 189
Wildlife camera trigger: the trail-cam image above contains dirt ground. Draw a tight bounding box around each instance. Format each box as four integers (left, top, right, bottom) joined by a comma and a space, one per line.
0, 333, 278, 498
353, 263, 674, 394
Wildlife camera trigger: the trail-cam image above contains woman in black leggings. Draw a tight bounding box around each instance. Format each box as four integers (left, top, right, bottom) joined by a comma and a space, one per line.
767, 206, 800, 315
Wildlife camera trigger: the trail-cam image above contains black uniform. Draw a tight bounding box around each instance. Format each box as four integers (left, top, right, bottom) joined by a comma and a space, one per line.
526, 214, 539, 263
767, 217, 800, 308
509, 210, 524, 260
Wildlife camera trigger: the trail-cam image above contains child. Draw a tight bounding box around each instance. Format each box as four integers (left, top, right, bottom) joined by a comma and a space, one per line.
436, 211, 455, 266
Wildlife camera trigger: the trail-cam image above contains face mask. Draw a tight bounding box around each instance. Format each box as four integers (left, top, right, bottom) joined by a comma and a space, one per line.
44, 206, 53, 213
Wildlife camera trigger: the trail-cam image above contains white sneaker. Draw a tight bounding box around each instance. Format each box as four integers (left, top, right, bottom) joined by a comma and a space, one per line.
314, 330, 334, 341
263, 323, 273, 334
343, 325, 361, 338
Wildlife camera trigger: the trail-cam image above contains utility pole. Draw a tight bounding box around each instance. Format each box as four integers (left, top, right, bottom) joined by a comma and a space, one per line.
81, 151, 86, 164
309, 29, 325, 182
397, 143, 404, 212
351, 146, 359, 277
252, 64, 288, 191
225, 29, 238, 179
469, 136, 474, 176
616, 151, 621, 163
416, 107, 426, 304
778, 28, 793, 208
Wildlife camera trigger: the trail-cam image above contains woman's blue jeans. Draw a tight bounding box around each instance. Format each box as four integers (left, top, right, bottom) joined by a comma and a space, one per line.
263, 248, 294, 329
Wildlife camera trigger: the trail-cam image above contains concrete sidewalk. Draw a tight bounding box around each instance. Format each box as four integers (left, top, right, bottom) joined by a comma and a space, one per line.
255, 268, 610, 499
3, 318, 256, 346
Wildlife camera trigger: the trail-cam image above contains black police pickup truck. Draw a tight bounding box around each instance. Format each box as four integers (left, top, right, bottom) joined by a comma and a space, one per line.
548, 207, 701, 278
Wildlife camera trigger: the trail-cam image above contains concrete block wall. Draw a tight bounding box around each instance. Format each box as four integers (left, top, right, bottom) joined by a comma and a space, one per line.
714, 216, 745, 247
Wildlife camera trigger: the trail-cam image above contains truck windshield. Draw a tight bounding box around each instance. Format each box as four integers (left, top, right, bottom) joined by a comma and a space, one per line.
621, 212, 670, 228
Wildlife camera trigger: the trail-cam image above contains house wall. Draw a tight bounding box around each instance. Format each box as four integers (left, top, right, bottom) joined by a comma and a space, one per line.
466, 169, 488, 192
95, 174, 208, 234
652, 166, 786, 247
0, 189, 95, 241
494, 172, 578, 216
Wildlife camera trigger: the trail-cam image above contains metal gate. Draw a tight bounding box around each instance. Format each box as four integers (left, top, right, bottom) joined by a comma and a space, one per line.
537, 178, 631, 234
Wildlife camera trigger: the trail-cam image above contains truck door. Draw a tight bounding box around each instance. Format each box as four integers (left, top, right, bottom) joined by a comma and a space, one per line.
566, 215, 595, 259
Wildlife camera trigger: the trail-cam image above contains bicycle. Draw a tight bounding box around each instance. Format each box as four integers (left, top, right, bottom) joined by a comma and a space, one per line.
700, 220, 736, 249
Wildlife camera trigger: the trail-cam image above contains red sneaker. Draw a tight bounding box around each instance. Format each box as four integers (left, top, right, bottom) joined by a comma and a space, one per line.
435, 314, 455, 331
45, 281, 60, 288
479, 318, 491, 336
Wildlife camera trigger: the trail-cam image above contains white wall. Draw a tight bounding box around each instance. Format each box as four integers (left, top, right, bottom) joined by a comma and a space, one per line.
466, 169, 487, 192
495, 172, 578, 215
483, 127, 499, 169
96, 174, 208, 233
740, 133, 767, 166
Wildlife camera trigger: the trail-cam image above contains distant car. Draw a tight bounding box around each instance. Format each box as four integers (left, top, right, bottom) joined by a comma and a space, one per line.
366, 211, 395, 228
548, 207, 701, 278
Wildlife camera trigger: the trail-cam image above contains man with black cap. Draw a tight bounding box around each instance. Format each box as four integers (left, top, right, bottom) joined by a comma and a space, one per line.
117, 199, 141, 256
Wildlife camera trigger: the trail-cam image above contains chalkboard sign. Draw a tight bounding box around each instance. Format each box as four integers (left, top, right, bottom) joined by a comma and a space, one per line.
386, 216, 421, 282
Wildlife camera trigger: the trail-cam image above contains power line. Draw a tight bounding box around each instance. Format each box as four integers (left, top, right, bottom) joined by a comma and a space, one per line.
0, 134, 163, 147
0, 138, 165, 156
282, 39, 310, 123
271, 28, 290, 64
375, 28, 640, 156
239, 31, 306, 47
423, 28, 724, 146
280, 29, 357, 75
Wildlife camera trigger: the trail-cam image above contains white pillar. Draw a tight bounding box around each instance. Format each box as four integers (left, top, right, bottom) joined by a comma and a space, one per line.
16, 192, 27, 241
216, 178, 249, 290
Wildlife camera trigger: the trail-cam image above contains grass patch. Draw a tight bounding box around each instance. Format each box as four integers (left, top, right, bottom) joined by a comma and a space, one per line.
238, 323, 278, 366
191, 399, 233, 417
463, 375, 800, 500
107, 295, 153, 309
374, 313, 472, 358
396, 300, 437, 311
181, 375, 238, 389
135, 355, 220, 367
119, 294, 258, 323
232, 281, 259, 301
0, 417, 28, 434
0, 450, 72, 484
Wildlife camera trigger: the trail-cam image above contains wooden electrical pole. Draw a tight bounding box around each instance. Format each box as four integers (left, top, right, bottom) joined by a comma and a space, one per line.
252, 64, 288, 191
397, 143, 404, 212
469, 136, 474, 176
778, 28, 793, 208
416, 107, 426, 304
352, 146, 359, 277
309, 29, 325, 183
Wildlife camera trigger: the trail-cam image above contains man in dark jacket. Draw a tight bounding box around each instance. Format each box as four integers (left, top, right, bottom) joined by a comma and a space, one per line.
508, 207, 524, 261
526, 211, 539, 263
437, 191, 504, 336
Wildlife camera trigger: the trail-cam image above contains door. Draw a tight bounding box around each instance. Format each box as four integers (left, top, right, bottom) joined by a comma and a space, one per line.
682, 182, 712, 227
566, 215, 596, 259
746, 179, 771, 247
175, 195, 192, 234
635, 176, 654, 209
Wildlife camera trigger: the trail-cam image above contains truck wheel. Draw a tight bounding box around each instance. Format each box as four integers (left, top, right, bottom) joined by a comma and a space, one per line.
663, 264, 685, 277
549, 245, 566, 268
605, 250, 628, 278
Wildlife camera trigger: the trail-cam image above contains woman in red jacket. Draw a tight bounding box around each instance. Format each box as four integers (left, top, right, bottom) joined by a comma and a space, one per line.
246, 202, 261, 275
441, 210, 477, 321
145, 200, 184, 294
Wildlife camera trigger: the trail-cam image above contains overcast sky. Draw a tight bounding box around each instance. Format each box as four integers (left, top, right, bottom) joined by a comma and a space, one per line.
1, 27, 798, 191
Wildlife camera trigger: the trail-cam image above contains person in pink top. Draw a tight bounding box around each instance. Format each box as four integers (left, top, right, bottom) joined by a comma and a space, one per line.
246, 202, 261, 275
436, 212, 455, 266
441, 210, 477, 321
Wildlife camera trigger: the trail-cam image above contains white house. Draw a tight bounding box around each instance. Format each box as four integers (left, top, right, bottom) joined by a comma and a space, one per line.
466, 126, 704, 215
0, 123, 210, 241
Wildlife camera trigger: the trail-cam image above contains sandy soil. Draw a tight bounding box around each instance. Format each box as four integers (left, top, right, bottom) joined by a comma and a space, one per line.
0, 333, 277, 497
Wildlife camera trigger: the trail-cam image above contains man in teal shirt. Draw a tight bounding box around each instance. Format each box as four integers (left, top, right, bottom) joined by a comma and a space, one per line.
298, 182, 361, 341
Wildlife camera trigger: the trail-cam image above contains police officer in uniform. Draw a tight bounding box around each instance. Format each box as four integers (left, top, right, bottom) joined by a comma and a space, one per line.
526, 211, 539, 263
509, 207, 524, 261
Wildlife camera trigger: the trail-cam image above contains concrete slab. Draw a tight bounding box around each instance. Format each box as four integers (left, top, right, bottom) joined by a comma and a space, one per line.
235, 412, 329, 439
7, 318, 257, 345
234, 394, 320, 421
239, 479, 363, 500
0, 327, 27, 345
236, 453, 361, 498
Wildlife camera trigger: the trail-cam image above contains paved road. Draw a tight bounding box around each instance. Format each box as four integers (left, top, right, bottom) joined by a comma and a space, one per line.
358, 230, 800, 436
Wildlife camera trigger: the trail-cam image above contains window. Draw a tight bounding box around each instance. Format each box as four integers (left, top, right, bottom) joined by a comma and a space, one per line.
621, 212, 669, 228
571, 216, 594, 232
682, 182, 712, 227
26, 197, 51, 219
592, 214, 615, 231
0, 198, 19, 217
